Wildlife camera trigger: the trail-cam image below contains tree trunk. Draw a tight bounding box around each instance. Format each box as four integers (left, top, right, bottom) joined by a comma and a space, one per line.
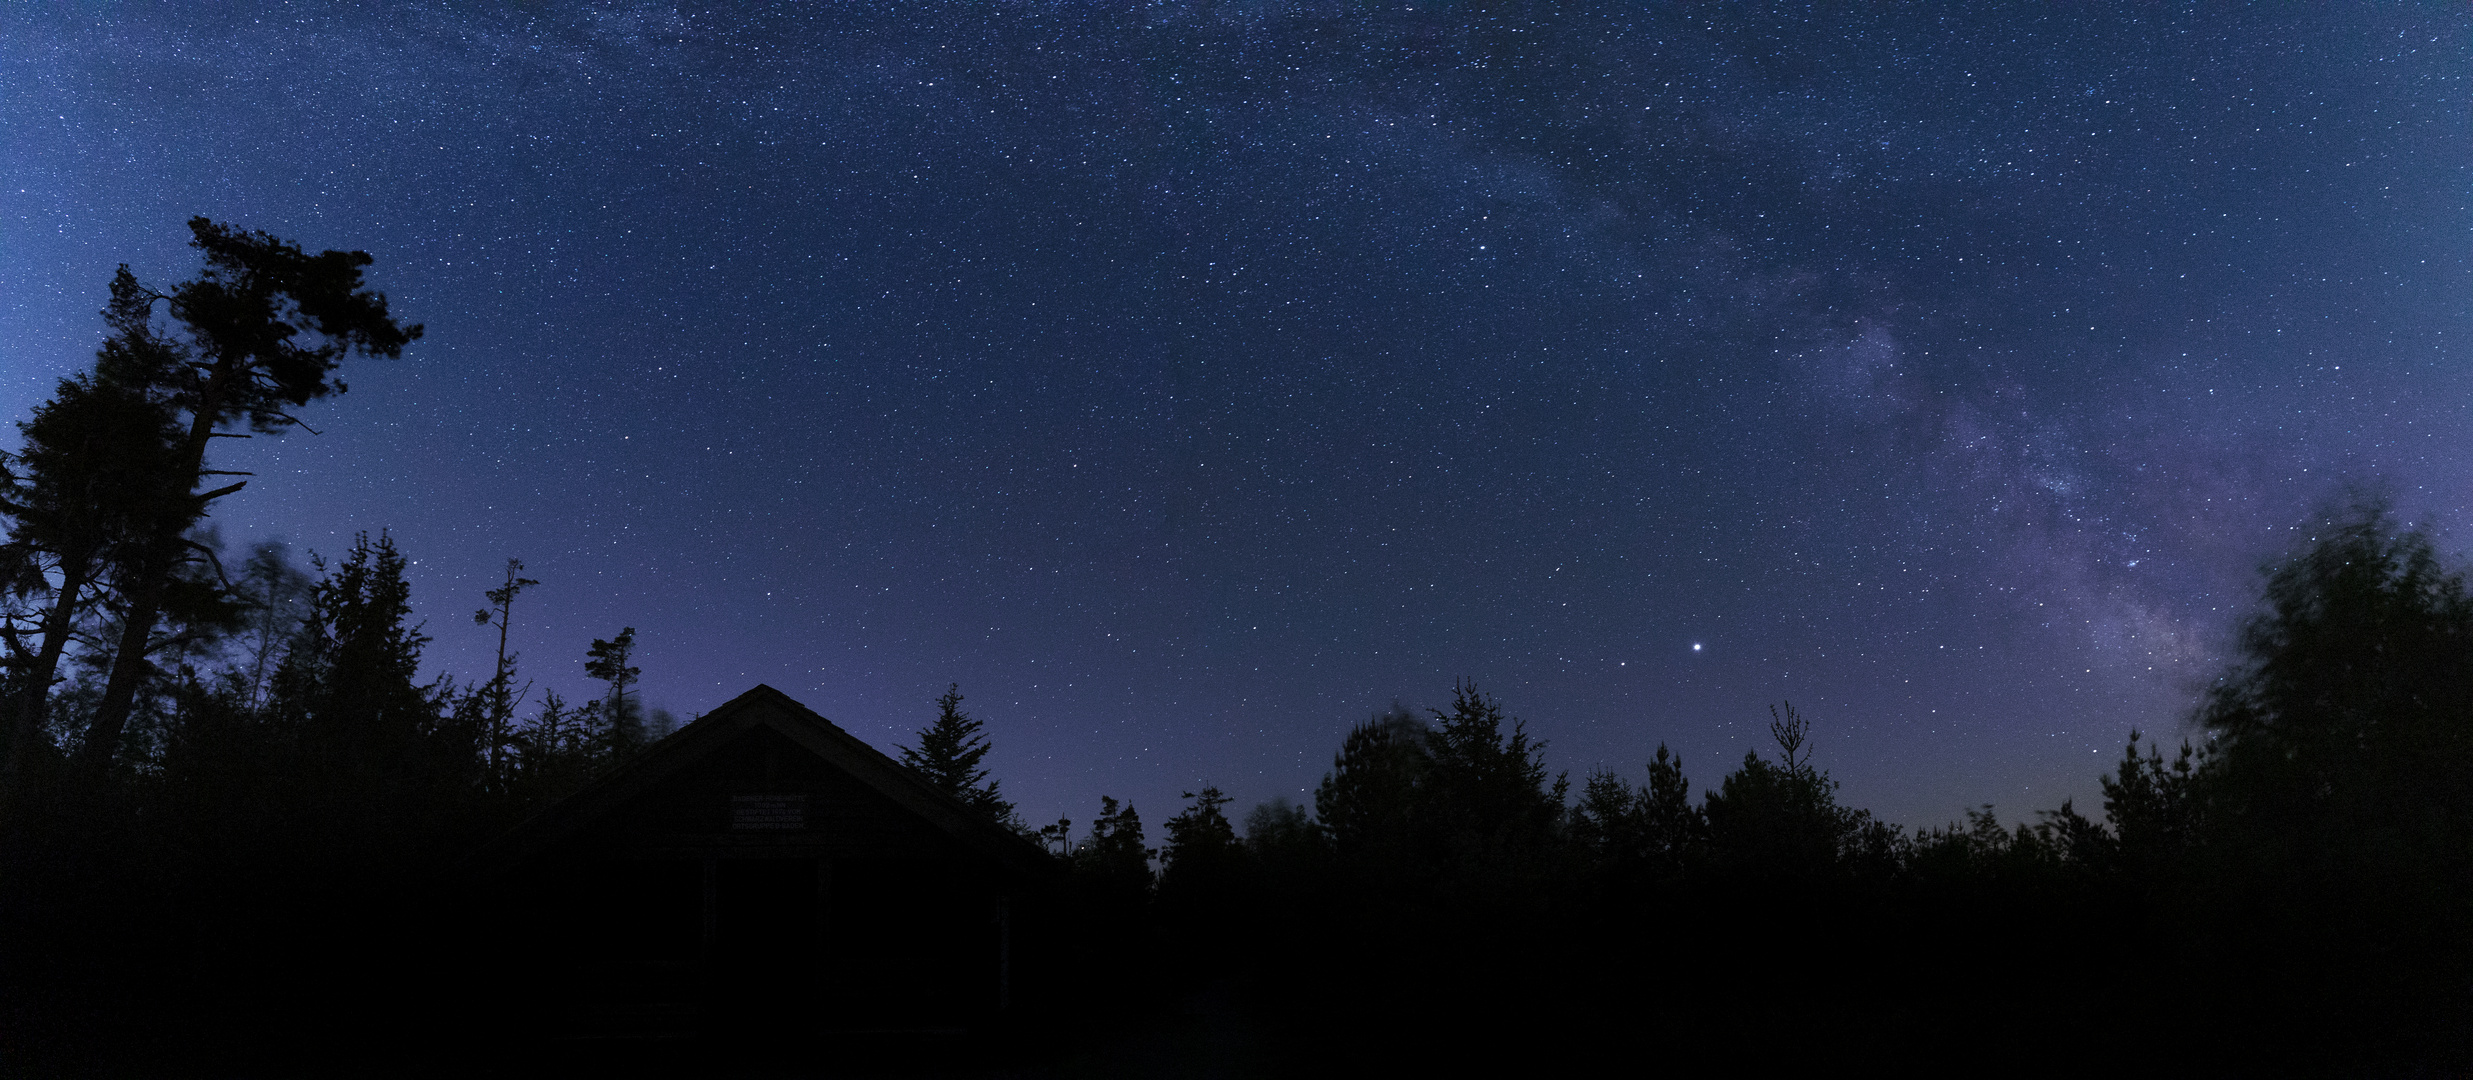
3, 553, 97, 802
74, 369, 234, 778
74, 540, 174, 776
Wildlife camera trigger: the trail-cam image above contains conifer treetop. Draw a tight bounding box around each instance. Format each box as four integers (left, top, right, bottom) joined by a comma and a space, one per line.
899, 684, 1015, 822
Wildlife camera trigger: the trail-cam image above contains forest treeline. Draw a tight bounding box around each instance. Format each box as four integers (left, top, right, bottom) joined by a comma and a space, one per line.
5, 225, 2471, 1075
998, 503, 2473, 1076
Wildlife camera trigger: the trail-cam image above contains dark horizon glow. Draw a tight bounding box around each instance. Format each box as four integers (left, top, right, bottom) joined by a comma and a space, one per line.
5, 4, 2470, 831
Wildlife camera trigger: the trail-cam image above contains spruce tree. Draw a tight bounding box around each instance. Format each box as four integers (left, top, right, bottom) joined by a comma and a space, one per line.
897, 684, 1016, 823
1639, 743, 1703, 875
1423, 680, 1564, 854
265, 532, 458, 818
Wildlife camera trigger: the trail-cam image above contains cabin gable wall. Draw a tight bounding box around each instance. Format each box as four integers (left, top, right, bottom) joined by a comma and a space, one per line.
494, 705, 1028, 1038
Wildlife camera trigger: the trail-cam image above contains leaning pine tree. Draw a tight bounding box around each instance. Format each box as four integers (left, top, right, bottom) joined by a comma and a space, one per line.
0, 352, 186, 793
76, 219, 421, 778
899, 684, 1018, 827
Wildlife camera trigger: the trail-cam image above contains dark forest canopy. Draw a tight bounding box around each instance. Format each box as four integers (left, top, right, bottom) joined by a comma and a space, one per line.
5, 228, 2473, 1074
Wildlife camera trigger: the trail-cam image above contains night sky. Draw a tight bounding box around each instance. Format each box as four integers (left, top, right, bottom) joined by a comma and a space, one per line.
5, 4, 2469, 830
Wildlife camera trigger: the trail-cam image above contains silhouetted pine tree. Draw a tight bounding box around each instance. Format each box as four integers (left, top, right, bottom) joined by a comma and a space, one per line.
1422, 681, 1565, 861
469, 559, 537, 792
1569, 746, 1704, 892
2096, 728, 2205, 878
897, 684, 1017, 824
1701, 702, 1859, 879
0, 321, 187, 802
1074, 795, 1154, 900
1640, 743, 1704, 876
1159, 786, 1243, 915
1569, 768, 1638, 865
265, 532, 462, 829
80, 222, 420, 777
1313, 704, 1427, 881
508, 690, 601, 805
583, 627, 642, 758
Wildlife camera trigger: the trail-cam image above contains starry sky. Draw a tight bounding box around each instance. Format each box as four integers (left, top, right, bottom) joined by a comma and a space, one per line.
5, 3, 2470, 830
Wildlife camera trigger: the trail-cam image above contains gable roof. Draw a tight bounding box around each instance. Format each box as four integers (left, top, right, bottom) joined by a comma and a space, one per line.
469, 684, 1056, 881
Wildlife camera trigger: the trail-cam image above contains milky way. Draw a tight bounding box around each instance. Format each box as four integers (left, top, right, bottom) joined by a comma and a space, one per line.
4, 4, 2470, 827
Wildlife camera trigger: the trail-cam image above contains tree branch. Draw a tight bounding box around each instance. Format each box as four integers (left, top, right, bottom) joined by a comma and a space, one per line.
265, 411, 323, 436
196, 480, 248, 504
180, 537, 233, 588
0, 620, 35, 664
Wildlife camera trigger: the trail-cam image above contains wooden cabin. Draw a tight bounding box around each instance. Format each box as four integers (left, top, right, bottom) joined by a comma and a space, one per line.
471, 684, 1055, 1041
